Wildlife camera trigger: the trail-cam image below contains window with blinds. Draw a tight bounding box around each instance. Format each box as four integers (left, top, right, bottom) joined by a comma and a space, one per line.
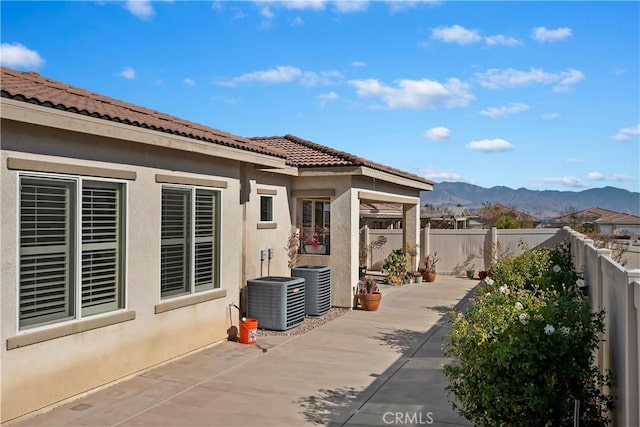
161, 187, 220, 299
82, 181, 124, 316
19, 176, 125, 329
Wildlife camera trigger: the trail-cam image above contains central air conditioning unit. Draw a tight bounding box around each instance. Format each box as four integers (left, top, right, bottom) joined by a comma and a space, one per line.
247, 276, 306, 331
291, 265, 331, 316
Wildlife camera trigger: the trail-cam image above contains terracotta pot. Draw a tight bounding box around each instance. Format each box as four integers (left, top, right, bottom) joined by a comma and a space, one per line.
359, 292, 382, 311
423, 272, 437, 282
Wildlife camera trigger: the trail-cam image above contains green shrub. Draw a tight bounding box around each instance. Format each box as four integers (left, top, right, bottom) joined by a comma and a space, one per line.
382, 249, 407, 285
444, 244, 612, 426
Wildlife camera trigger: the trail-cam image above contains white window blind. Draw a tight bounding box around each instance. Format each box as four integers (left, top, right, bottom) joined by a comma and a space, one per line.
161, 189, 191, 298
19, 176, 126, 329
161, 186, 220, 299
19, 178, 75, 327
81, 182, 124, 316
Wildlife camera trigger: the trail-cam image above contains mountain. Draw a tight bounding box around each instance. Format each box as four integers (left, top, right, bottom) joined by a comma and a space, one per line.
421, 182, 640, 218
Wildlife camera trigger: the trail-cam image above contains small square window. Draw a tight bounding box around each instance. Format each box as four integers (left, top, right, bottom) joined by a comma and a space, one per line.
260, 196, 273, 222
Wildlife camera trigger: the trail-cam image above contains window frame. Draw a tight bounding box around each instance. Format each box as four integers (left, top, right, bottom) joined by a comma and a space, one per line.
259, 195, 274, 223
17, 172, 128, 331
299, 198, 331, 255
160, 184, 222, 301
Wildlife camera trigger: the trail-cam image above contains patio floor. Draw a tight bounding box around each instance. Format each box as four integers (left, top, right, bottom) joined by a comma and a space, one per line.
9, 275, 476, 427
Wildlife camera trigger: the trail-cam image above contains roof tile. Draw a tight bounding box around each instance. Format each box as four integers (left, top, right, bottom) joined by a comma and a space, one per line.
250, 135, 433, 185
0, 67, 285, 159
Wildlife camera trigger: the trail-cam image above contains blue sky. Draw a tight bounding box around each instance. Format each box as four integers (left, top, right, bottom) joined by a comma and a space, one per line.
1, 1, 639, 192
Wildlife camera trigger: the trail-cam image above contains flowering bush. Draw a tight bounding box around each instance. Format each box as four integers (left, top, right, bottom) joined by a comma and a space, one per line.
302, 225, 329, 248
444, 243, 613, 426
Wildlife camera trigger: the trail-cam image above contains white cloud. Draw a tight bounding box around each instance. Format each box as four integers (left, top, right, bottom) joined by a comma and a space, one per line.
261, 6, 275, 19
421, 167, 468, 182
273, 0, 326, 11
567, 157, 582, 163
542, 112, 560, 120
475, 67, 585, 92
219, 66, 302, 86
318, 91, 339, 106
532, 26, 572, 43
352, 61, 367, 67
425, 126, 451, 141
387, 1, 441, 13
219, 66, 342, 87
0, 42, 45, 68
119, 66, 136, 79
183, 78, 195, 85
587, 172, 605, 180
612, 174, 634, 182
484, 34, 521, 47
431, 25, 482, 45
610, 123, 640, 141
348, 77, 474, 109
543, 176, 586, 188
124, 0, 154, 19
332, 1, 369, 13
466, 138, 514, 152
291, 16, 304, 26
479, 102, 529, 118
300, 70, 343, 86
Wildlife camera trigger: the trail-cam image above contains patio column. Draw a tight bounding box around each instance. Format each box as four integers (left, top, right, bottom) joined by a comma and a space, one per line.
403, 202, 420, 271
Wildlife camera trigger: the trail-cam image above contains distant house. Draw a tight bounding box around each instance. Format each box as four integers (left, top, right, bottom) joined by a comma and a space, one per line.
0, 67, 432, 422
551, 207, 640, 235
359, 203, 473, 229
422, 205, 473, 229
472, 203, 542, 229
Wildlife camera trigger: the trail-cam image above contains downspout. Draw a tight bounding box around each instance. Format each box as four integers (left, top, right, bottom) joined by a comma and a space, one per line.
239, 163, 250, 317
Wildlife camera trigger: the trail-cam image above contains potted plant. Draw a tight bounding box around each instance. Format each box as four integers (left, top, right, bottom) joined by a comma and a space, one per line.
412, 271, 423, 283
302, 225, 329, 254
466, 266, 475, 280
382, 249, 408, 286
358, 235, 388, 277
358, 276, 381, 311
419, 252, 439, 282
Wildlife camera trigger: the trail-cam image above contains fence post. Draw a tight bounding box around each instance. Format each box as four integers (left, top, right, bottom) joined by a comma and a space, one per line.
598, 248, 612, 400
625, 270, 640, 427
491, 227, 498, 266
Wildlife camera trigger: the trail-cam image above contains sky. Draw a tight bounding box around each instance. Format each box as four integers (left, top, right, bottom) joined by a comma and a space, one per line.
1, 0, 639, 193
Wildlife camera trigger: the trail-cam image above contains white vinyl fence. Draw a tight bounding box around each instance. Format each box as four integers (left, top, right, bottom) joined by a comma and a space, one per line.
565, 227, 640, 427
365, 226, 562, 274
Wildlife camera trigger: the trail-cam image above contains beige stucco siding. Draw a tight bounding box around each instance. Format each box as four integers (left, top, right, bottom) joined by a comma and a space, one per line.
0, 121, 248, 421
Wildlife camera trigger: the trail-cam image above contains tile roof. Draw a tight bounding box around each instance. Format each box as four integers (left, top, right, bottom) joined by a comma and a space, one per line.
250, 134, 434, 186
0, 67, 285, 159
553, 207, 640, 224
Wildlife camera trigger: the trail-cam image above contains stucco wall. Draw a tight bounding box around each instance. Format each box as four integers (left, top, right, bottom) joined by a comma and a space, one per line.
0, 121, 249, 421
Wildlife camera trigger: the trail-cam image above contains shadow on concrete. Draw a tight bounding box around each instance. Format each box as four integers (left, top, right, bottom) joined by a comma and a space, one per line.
374, 328, 429, 354
295, 386, 361, 426
295, 284, 478, 426
424, 305, 456, 315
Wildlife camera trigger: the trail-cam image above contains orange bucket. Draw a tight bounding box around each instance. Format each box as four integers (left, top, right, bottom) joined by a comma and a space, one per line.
239, 318, 258, 344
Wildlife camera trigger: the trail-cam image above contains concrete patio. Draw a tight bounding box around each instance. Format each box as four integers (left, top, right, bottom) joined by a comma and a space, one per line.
8, 275, 476, 427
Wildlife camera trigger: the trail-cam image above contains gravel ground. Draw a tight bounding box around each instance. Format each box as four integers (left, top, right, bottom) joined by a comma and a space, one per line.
256, 307, 351, 337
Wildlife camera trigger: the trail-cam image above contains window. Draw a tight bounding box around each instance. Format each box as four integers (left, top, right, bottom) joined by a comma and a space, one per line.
19, 175, 125, 329
300, 199, 331, 254
260, 195, 273, 222
161, 187, 220, 299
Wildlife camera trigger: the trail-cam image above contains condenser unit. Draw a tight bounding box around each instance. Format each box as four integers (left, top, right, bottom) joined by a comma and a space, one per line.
247, 276, 305, 331
291, 266, 331, 316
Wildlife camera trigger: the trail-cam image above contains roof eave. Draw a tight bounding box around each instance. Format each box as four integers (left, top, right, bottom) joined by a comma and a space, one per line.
297, 165, 433, 191
1, 98, 289, 169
